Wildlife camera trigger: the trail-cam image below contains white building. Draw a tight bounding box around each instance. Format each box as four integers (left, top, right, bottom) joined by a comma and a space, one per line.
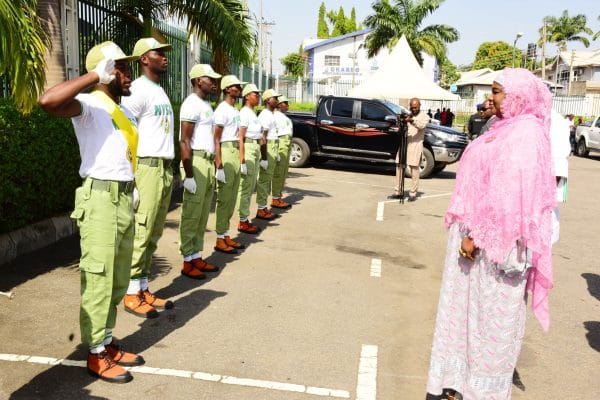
302, 29, 438, 87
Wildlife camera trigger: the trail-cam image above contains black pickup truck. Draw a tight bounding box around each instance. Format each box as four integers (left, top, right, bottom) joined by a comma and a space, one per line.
287, 95, 468, 178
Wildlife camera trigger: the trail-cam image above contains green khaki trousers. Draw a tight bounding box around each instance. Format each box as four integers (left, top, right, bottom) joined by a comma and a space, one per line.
179, 152, 216, 256
71, 178, 134, 346
271, 135, 292, 198
237, 141, 261, 219
130, 159, 173, 279
216, 142, 241, 235
256, 140, 279, 207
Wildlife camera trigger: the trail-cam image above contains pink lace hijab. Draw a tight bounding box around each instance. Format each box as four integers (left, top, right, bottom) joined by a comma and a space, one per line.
445, 68, 556, 331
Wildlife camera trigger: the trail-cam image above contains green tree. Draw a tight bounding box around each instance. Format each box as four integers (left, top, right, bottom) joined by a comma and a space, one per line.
363, 0, 459, 66
346, 7, 358, 33
593, 15, 600, 40
0, 0, 49, 114
111, 0, 254, 73
317, 2, 329, 39
472, 41, 519, 70
281, 49, 305, 78
541, 10, 593, 51
437, 55, 459, 88
328, 7, 347, 37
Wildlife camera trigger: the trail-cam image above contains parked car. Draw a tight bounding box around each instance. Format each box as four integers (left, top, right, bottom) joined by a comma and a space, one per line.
287, 95, 468, 178
575, 116, 600, 157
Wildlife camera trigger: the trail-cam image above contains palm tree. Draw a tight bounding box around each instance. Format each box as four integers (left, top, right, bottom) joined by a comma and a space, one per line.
542, 10, 593, 51
111, 0, 255, 73
594, 16, 600, 41
363, 0, 458, 66
0, 0, 49, 114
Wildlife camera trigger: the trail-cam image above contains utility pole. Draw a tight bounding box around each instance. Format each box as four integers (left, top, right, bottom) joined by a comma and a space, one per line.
568, 49, 575, 95
256, 0, 275, 90
541, 19, 546, 80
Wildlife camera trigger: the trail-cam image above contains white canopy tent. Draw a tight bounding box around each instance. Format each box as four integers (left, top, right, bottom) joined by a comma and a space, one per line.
347, 35, 459, 101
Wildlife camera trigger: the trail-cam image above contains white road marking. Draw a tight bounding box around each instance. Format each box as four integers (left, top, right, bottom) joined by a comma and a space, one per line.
0, 353, 350, 398
418, 192, 452, 199
356, 345, 378, 400
376, 202, 384, 221
370, 259, 382, 278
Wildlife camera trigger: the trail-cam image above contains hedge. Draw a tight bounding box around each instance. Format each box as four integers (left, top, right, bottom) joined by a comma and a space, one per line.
0, 99, 81, 233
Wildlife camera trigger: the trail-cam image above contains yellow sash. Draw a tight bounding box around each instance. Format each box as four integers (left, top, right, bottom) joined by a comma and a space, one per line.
91, 90, 139, 172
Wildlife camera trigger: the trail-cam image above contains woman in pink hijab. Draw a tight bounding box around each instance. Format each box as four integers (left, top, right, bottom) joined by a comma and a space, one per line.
426, 68, 556, 400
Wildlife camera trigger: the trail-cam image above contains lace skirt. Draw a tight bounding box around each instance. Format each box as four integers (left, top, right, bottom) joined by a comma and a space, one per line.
426, 224, 528, 399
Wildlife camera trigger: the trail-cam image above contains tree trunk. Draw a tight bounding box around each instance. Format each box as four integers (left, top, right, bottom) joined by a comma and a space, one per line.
37, 0, 66, 88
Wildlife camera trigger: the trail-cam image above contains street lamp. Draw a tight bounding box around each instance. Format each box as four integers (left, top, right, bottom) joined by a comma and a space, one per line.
512, 32, 524, 68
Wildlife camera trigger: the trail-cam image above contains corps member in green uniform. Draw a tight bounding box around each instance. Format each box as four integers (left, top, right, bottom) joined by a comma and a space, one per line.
271, 95, 293, 209
213, 75, 246, 253
121, 38, 175, 318
40, 42, 144, 383
179, 64, 222, 278
237, 83, 264, 234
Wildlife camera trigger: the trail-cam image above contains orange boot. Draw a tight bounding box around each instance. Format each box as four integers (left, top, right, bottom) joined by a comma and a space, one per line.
256, 208, 276, 220
87, 351, 132, 383
181, 261, 207, 279
142, 289, 174, 310
105, 341, 145, 366
191, 257, 219, 272
271, 198, 291, 209
224, 235, 245, 249
123, 291, 159, 318
214, 237, 236, 254
238, 220, 259, 234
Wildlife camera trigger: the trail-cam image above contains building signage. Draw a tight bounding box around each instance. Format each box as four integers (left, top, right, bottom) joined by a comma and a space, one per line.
322, 66, 361, 75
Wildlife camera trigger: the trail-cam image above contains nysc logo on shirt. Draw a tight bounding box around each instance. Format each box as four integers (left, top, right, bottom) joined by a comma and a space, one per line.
154, 104, 173, 116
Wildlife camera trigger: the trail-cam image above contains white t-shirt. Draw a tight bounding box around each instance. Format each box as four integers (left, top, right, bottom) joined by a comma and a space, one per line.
258, 109, 278, 140
274, 110, 293, 137
180, 93, 215, 153
121, 75, 174, 159
213, 101, 240, 142
239, 106, 263, 140
71, 93, 136, 181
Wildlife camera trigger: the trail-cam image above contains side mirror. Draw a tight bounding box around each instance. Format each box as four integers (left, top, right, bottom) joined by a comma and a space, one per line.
385, 115, 397, 123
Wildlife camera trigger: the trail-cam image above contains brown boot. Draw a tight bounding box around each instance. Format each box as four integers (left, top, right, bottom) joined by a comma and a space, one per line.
105, 341, 145, 366
87, 351, 132, 383
123, 291, 159, 318
191, 257, 219, 272
256, 208, 276, 220
214, 238, 236, 254
224, 235, 245, 249
238, 220, 259, 234
181, 261, 207, 279
142, 289, 174, 310
271, 198, 291, 209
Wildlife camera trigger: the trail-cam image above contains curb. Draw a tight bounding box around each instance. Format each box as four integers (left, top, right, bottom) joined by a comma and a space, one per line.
0, 175, 183, 267
0, 213, 78, 267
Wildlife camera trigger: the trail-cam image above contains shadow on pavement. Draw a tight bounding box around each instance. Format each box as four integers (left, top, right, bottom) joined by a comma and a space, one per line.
582, 273, 600, 352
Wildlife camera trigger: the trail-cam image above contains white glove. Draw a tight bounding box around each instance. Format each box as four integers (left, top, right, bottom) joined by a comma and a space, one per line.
132, 188, 140, 210
240, 163, 248, 175
259, 159, 268, 170
276, 154, 281, 162
93, 58, 116, 84
183, 177, 197, 194
216, 168, 227, 183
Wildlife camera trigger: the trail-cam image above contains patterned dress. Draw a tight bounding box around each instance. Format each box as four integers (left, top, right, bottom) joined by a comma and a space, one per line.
426, 224, 528, 399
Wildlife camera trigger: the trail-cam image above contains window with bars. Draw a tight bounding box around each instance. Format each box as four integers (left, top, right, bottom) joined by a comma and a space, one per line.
324, 55, 340, 66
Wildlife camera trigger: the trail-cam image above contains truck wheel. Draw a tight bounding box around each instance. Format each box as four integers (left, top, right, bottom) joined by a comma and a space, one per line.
289, 137, 310, 167
405, 147, 435, 178
432, 162, 447, 174
576, 138, 589, 157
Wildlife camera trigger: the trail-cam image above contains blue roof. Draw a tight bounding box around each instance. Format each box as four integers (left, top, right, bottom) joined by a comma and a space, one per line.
303, 29, 373, 51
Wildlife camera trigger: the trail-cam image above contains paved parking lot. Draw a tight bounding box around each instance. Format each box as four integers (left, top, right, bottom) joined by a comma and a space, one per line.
1, 156, 599, 399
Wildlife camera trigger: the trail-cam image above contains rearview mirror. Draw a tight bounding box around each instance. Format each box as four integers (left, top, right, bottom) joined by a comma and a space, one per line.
384, 115, 397, 123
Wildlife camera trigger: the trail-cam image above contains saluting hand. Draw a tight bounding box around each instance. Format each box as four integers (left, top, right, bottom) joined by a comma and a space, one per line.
93, 58, 116, 85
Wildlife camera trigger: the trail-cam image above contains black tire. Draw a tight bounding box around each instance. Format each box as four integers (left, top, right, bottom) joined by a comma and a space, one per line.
289, 137, 311, 167
432, 162, 447, 174
576, 138, 589, 157
405, 147, 435, 178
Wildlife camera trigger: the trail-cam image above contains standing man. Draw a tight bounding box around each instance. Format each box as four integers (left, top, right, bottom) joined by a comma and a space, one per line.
478, 95, 497, 135
179, 64, 222, 278
121, 38, 174, 319
271, 95, 293, 209
237, 83, 264, 234
467, 103, 487, 139
39, 42, 144, 383
214, 75, 245, 253
404, 98, 430, 201
256, 88, 281, 219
